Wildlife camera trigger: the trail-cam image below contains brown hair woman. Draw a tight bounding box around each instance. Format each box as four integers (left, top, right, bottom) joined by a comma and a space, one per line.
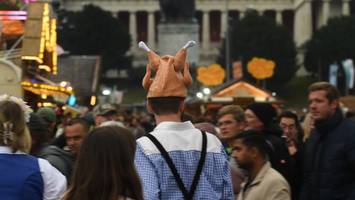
62, 126, 143, 200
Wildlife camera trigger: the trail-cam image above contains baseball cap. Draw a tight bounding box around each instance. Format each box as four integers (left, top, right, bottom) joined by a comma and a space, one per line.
93, 104, 117, 116
36, 107, 56, 123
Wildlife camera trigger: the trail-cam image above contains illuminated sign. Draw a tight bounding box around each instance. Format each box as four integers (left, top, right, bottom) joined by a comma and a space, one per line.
0, 11, 27, 20
67, 95, 76, 106
23, 0, 37, 3
21, 2, 57, 74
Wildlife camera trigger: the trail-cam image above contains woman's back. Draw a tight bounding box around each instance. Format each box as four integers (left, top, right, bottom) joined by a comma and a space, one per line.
0, 95, 67, 200
0, 149, 43, 200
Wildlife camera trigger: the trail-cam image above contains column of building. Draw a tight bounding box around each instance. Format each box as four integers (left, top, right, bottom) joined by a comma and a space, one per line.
276, 10, 283, 25
258, 10, 264, 16
202, 10, 210, 49
240, 11, 245, 19
294, 0, 313, 47
342, 0, 351, 16
322, 0, 331, 26
147, 11, 155, 49
128, 10, 156, 50
129, 11, 137, 50
220, 11, 227, 39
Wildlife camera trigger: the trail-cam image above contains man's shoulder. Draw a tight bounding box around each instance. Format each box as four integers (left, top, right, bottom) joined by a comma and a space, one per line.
333, 119, 355, 138
340, 118, 355, 129
136, 129, 223, 156
263, 168, 289, 187
39, 145, 75, 161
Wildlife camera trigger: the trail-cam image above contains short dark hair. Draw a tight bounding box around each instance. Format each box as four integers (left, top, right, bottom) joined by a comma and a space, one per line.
233, 130, 268, 159
148, 97, 184, 115
278, 111, 304, 142
308, 82, 340, 102
66, 118, 90, 132
217, 105, 245, 122
278, 111, 298, 123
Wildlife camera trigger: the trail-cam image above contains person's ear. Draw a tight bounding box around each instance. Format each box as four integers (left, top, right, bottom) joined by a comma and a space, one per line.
330, 99, 338, 110
239, 121, 247, 131
179, 101, 185, 113
146, 101, 153, 114
250, 147, 259, 159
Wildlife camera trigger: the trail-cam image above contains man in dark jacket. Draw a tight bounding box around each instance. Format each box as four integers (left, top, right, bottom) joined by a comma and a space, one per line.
301, 82, 355, 200
39, 145, 75, 182
28, 113, 75, 182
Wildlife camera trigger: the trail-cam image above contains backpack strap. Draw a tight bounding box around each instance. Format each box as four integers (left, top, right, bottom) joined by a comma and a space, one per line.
145, 131, 207, 200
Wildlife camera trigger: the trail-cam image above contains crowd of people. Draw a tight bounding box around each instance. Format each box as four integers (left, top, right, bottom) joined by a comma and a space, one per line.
0, 40, 354, 200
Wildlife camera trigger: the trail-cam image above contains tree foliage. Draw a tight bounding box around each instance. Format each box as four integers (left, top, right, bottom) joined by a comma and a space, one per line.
57, 5, 131, 73
218, 10, 297, 88
304, 16, 355, 80
0, 0, 23, 10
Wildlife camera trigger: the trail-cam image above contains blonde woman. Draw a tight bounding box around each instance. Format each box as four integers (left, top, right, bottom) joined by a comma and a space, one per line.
0, 95, 66, 200
301, 112, 314, 142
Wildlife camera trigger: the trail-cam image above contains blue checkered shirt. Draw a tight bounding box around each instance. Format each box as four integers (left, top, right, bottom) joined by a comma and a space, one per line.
135, 121, 234, 200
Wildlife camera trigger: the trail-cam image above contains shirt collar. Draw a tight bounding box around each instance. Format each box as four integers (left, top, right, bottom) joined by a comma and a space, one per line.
154, 121, 195, 131
0, 146, 25, 154
249, 161, 271, 186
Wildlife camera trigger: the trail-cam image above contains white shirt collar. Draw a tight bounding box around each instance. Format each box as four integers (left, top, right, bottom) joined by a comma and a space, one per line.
154, 121, 195, 131
0, 146, 25, 154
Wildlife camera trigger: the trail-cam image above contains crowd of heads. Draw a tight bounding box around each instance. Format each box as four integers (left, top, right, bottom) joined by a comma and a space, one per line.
1, 81, 354, 199
1, 81, 348, 167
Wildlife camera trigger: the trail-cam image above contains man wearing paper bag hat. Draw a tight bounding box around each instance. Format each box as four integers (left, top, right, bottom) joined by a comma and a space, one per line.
135, 41, 234, 200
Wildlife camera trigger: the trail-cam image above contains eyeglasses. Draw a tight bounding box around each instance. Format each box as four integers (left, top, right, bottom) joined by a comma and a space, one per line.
217, 120, 236, 127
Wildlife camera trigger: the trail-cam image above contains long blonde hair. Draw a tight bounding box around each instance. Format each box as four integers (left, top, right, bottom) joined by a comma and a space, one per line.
302, 113, 314, 142
0, 100, 32, 153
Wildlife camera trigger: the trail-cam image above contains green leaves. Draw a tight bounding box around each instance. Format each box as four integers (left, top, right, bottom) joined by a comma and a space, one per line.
218, 10, 297, 88
57, 5, 131, 73
304, 16, 355, 79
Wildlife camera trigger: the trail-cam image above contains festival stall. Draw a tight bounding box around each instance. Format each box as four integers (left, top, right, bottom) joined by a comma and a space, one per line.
0, 1, 75, 109
186, 58, 281, 120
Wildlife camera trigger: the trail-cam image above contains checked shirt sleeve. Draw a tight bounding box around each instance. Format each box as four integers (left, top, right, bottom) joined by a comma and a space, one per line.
221, 146, 235, 200
135, 144, 161, 200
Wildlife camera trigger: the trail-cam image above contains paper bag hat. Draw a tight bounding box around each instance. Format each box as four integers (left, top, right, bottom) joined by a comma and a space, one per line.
139, 41, 196, 98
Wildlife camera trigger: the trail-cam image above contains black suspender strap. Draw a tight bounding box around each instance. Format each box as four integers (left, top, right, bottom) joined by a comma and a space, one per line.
189, 131, 207, 198
145, 131, 207, 200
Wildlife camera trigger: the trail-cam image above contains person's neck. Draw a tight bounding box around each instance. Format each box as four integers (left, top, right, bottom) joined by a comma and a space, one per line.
315, 108, 343, 134
155, 113, 182, 124
225, 138, 235, 147
248, 159, 266, 181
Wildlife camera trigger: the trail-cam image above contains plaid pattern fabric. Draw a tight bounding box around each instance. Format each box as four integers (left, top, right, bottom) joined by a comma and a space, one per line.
134, 121, 234, 200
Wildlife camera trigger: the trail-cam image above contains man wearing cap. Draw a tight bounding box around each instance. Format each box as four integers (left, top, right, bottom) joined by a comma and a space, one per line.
92, 104, 119, 126
37, 107, 57, 139
134, 41, 233, 200
28, 112, 75, 182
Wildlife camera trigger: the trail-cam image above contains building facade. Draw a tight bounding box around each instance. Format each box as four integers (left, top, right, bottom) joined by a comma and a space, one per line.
60, 0, 353, 72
